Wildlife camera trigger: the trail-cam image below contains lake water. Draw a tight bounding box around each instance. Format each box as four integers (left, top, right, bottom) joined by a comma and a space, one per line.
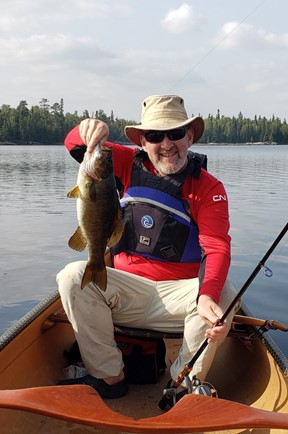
0, 144, 287, 357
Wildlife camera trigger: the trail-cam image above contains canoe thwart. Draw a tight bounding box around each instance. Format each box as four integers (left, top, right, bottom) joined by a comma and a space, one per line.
233, 314, 288, 332
45, 309, 254, 339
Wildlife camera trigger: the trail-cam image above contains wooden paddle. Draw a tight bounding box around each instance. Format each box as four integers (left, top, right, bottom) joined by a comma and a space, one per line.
0, 385, 288, 432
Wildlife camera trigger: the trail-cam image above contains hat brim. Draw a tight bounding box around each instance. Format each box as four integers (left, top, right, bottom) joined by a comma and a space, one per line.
125, 116, 204, 146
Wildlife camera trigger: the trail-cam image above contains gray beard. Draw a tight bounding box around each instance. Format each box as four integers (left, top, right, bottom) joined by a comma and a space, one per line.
153, 156, 187, 175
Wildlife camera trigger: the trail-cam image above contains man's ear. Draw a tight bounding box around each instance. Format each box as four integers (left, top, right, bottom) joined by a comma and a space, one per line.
140, 134, 147, 150
187, 127, 194, 146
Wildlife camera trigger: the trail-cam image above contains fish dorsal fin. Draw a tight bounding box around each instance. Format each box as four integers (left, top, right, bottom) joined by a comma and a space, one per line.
68, 226, 87, 251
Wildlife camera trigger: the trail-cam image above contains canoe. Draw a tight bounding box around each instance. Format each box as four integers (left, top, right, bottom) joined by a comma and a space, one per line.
0, 289, 288, 434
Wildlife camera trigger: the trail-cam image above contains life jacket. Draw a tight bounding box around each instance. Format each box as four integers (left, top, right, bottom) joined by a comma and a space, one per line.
113, 150, 207, 263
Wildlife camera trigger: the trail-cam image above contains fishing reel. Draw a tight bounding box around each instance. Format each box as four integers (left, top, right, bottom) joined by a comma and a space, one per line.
187, 375, 218, 397
158, 375, 218, 410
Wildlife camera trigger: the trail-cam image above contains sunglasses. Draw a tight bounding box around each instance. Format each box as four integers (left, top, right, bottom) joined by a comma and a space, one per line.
143, 127, 187, 144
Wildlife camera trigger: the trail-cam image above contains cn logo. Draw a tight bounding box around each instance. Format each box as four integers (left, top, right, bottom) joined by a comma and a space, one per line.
213, 195, 227, 202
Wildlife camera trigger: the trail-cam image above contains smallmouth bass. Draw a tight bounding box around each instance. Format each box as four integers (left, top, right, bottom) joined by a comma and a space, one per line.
67, 143, 123, 290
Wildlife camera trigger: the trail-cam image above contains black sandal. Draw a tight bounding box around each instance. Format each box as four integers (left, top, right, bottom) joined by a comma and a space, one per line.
58, 374, 129, 399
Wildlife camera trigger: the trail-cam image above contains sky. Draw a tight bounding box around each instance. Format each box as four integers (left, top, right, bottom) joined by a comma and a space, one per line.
1, 0, 288, 122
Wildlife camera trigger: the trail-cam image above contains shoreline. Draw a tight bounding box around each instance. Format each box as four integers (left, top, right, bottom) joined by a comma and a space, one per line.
0, 141, 63, 146
0, 141, 284, 147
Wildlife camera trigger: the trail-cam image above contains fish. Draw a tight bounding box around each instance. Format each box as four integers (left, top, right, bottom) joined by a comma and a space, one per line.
67, 143, 123, 291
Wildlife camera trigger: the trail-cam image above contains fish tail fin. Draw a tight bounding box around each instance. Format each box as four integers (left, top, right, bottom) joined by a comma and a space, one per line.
81, 264, 107, 291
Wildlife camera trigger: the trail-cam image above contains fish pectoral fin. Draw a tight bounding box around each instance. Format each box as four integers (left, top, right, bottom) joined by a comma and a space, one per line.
107, 224, 123, 247
68, 227, 87, 251
67, 185, 81, 198
107, 211, 123, 247
81, 264, 107, 291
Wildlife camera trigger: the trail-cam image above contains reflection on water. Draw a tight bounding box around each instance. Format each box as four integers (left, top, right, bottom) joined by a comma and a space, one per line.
0, 145, 288, 356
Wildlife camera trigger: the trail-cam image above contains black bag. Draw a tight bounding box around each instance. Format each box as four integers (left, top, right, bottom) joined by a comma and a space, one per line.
115, 334, 166, 384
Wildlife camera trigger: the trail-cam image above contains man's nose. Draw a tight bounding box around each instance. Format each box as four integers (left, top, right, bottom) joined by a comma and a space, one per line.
161, 135, 174, 147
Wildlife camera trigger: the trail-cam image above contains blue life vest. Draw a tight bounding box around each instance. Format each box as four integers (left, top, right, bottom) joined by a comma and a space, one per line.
113, 150, 207, 263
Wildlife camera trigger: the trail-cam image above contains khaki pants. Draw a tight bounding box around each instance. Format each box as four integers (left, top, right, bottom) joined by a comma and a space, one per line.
57, 261, 239, 383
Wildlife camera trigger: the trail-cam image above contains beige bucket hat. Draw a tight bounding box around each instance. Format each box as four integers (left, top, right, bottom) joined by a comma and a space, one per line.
124, 94, 204, 146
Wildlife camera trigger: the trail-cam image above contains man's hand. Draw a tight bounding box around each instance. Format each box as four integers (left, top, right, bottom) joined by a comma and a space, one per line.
197, 294, 228, 344
79, 119, 109, 154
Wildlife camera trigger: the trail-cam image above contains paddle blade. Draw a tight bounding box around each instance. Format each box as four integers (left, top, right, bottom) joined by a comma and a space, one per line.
0, 386, 288, 432
0, 385, 133, 430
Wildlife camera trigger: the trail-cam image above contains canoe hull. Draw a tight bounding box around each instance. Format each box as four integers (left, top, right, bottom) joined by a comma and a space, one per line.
0, 291, 288, 433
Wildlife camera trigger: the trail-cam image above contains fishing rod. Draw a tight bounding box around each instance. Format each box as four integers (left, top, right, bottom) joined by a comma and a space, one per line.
158, 221, 288, 410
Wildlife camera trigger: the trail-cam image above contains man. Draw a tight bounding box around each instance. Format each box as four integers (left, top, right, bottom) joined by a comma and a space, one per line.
57, 94, 238, 407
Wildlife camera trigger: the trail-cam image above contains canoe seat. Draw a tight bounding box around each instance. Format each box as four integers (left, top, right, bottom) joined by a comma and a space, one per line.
47, 308, 248, 340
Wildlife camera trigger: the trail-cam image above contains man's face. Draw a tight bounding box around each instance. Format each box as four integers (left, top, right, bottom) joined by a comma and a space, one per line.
140, 127, 194, 176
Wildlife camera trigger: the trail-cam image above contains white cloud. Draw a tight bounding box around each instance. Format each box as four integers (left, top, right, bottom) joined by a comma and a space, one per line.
213, 21, 288, 50
213, 22, 264, 49
0, 0, 130, 36
265, 32, 288, 47
0, 0, 288, 120
0, 34, 115, 68
246, 80, 267, 93
161, 3, 196, 34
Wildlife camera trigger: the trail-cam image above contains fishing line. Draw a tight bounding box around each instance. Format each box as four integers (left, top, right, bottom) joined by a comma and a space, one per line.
113, 0, 267, 143
168, 0, 267, 92
158, 222, 288, 410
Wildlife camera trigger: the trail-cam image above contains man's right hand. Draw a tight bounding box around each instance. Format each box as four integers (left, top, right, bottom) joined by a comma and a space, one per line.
79, 119, 109, 155
197, 294, 228, 344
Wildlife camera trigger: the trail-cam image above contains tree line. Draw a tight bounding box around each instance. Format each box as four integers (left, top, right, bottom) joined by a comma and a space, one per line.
0, 99, 287, 145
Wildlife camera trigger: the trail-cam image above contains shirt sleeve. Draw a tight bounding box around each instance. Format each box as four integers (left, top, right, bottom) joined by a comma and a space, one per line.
188, 171, 231, 303
64, 125, 87, 163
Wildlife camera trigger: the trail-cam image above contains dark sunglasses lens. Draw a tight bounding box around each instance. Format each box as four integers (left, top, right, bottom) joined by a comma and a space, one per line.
167, 127, 187, 140
144, 127, 187, 143
144, 131, 164, 143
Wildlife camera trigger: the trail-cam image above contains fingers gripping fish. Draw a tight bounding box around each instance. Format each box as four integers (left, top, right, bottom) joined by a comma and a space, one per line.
67, 143, 123, 291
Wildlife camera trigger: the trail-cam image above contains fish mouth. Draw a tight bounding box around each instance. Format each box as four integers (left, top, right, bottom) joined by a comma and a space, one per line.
82, 161, 101, 179
81, 146, 112, 180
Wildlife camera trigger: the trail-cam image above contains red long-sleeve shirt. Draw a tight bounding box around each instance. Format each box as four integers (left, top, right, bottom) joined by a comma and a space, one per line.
65, 126, 231, 303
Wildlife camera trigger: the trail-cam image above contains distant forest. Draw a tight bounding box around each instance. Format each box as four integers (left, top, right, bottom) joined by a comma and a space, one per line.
1, 98, 288, 145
